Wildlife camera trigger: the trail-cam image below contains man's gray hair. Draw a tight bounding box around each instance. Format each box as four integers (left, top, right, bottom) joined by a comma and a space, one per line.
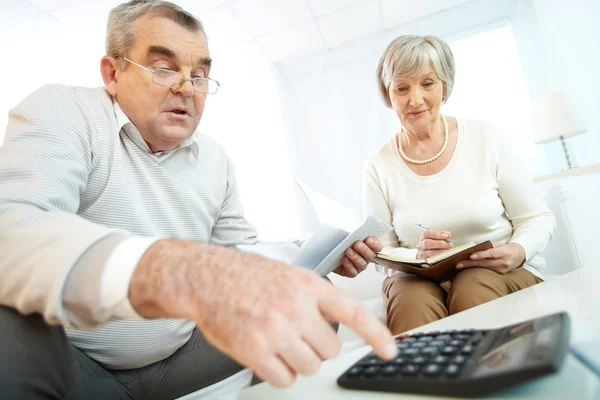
376, 35, 455, 108
106, 0, 206, 70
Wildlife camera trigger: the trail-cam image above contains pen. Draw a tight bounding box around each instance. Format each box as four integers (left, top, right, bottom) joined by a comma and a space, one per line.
414, 224, 455, 244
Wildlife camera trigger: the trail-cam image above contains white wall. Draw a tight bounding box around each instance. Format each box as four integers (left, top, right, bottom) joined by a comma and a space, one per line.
511, 0, 600, 170
532, 0, 599, 170
201, 43, 298, 240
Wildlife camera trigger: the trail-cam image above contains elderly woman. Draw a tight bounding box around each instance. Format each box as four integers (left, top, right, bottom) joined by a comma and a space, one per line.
364, 35, 556, 335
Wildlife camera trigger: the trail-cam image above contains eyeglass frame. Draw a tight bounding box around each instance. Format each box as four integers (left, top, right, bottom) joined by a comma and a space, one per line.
123, 57, 220, 94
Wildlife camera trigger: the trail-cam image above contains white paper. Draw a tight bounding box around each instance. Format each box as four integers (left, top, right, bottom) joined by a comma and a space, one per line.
293, 224, 349, 271
236, 243, 301, 265
294, 216, 393, 276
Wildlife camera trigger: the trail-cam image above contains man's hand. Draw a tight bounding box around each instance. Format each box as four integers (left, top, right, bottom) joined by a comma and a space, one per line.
129, 239, 397, 388
332, 236, 383, 277
456, 242, 526, 274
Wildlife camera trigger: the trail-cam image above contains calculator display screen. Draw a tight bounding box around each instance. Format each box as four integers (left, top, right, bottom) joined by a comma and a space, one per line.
471, 321, 556, 378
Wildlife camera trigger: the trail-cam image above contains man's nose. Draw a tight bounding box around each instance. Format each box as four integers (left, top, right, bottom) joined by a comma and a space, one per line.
172, 78, 195, 97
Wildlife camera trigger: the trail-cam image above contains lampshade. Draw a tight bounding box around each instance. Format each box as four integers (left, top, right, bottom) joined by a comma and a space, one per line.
531, 90, 587, 144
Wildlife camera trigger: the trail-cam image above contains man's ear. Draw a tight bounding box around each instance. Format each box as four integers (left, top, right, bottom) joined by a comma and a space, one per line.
100, 56, 119, 97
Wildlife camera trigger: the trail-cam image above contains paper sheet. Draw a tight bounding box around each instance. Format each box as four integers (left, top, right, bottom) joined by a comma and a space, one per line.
240, 183, 393, 276
293, 224, 349, 271
294, 216, 393, 276
236, 243, 301, 265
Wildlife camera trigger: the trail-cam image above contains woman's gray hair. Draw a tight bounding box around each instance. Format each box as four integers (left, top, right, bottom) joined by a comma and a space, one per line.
376, 35, 455, 108
106, 0, 207, 70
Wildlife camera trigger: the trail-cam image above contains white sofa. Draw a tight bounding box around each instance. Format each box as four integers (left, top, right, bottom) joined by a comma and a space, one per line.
181, 171, 599, 399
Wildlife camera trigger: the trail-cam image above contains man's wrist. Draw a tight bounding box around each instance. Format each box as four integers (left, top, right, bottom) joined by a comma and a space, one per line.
129, 238, 205, 320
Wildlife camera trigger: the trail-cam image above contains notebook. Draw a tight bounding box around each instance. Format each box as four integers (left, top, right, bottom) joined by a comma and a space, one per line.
373, 240, 494, 283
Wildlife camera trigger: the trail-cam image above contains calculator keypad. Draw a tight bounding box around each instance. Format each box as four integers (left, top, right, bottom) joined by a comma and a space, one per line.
344, 329, 487, 380
338, 312, 570, 398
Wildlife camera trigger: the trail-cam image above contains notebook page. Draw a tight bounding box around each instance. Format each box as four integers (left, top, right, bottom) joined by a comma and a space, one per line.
426, 241, 476, 265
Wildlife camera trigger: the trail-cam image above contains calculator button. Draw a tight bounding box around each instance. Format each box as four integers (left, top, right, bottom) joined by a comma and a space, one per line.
423, 364, 443, 377
445, 364, 461, 377
421, 347, 440, 357
441, 346, 458, 355
435, 334, 453, 343
397, 342, 410, 350
461, 345, 474, 355
400, 364, 420, 376
358, 355, 384, 366
452, 355, 467, 365
363, 365, 381, 377
413, 341, 428, 348
450, 340, 466, 347
418, 336, 434, 342
381, 365, 399, 377
429, 340, 447, 348
346, 366, 362, 378
396, 334, 410, 341
403, 337, 417, 343
412, 356, 428, 364
393, 356, 408, 365
432, 355, 449, 364
454, 334, 471, 340
403, 348, 420, 357
411, 333, 425, 338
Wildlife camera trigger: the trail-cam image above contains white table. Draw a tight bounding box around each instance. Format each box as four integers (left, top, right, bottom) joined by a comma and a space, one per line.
234, 268, 600, 399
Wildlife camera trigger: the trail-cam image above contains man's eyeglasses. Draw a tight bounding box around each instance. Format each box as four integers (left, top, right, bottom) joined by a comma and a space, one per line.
124, 58, 220, 94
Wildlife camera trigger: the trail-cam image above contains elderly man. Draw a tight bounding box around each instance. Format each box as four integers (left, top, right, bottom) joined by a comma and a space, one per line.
0, 1, 396, 399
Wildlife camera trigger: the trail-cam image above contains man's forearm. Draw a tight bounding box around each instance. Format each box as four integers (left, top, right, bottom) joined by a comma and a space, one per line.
129, 239, 236, 322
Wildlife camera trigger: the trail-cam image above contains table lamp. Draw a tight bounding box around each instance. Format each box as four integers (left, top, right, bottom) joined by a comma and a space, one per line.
532, 90, 587, 169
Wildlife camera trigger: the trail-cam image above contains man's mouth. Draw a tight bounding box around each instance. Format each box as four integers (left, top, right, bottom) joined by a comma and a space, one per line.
165, 107, 190, 116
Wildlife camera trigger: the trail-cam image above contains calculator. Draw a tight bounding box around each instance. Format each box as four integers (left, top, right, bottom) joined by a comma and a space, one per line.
337, 312, 570, 397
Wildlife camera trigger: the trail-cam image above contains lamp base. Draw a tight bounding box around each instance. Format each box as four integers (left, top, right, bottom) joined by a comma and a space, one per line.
560, 135, 573, 170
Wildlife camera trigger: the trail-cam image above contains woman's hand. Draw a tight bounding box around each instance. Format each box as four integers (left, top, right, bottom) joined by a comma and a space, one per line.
456, 242, 525, 274
333, 237, 383, 277
416, 230, 453, 260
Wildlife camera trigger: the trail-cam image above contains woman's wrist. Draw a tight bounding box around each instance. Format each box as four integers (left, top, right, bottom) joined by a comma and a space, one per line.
507, 242, 526, 270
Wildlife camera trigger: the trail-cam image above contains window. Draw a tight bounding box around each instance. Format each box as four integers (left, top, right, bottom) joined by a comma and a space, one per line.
443, 24, 550, 177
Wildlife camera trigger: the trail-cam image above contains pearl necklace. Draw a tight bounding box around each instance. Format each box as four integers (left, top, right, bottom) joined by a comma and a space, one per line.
398, 115, 448, 165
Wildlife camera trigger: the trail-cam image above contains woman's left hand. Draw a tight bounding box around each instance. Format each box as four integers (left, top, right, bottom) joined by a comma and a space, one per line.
455, 242, 526, 275
333, 237, 383, 278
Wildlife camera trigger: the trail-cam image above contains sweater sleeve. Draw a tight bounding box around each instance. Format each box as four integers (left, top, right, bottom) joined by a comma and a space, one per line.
492, 130, 556, 262
210, 155, 259, 247
0, 85, 123, 326
363, 157, 418, 276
